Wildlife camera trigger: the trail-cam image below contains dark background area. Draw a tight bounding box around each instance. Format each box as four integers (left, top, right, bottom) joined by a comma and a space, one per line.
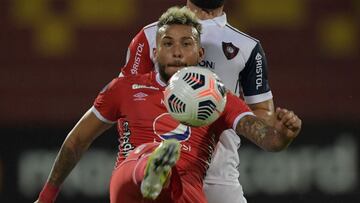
1, 0, 359, 202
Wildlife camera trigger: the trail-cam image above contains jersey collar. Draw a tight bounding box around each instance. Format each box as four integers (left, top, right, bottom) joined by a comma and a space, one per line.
200, 13, 227, 28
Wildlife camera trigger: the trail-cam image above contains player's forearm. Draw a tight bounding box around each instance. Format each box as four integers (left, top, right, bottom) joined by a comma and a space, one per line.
36, 136, 90, 203
46, 110, 112, 186
47, 138, 88, 186
37, 110, 112, 202
236, 115, 293, 152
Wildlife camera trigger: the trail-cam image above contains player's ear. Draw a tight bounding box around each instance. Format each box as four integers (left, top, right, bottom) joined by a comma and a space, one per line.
153, 48, 158, 62
198, 47, 205, 62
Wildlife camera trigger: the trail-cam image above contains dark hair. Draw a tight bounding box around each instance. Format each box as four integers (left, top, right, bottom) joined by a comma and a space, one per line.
190, 0, 225, 9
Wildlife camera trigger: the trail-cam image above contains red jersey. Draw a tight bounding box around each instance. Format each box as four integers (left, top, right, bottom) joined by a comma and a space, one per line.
121, 27, 154, 76
92, 71, 252, 185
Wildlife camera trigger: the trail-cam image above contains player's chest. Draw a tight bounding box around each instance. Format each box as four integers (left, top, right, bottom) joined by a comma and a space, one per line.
120, 88, 166, 120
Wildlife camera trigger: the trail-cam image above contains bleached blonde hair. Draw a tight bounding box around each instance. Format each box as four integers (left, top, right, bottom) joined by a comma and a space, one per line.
157, 6, 202, 43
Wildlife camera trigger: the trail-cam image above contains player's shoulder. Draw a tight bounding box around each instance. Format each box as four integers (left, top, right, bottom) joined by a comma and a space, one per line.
118, 72, 155, 85
224, 23, 260, 44
102, 77, 128, 92
143, 21, 158, 33
144, 21, 158, 30
132, 22, 157, 40
137, 22, 157, 47
217, 23, 262, 54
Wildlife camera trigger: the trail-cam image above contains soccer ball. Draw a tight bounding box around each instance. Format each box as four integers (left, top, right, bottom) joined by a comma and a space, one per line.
164, 66, 227, 127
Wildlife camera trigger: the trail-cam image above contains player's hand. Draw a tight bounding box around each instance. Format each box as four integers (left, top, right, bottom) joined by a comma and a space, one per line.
274, 107, 302, 139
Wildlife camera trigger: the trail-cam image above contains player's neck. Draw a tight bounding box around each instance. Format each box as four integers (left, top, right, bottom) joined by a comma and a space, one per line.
186, 2, 224, 20
156, 72, 169, 87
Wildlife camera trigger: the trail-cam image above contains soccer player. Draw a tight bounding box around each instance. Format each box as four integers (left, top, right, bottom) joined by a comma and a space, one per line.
121, 0, 277, 202
34, 6, 301, 203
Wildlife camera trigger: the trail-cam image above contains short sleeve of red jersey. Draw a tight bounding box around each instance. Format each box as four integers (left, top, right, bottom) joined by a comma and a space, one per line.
121, 28, 154, 76
220, 92, 254, 130
91, 79, 122, 124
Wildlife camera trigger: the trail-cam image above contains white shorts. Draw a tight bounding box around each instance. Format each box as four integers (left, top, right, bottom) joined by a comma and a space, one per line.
203, 183, 247, 203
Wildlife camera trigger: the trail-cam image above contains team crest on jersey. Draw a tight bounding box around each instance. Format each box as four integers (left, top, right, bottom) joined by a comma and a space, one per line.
222, 42, 239, 60
153, 113, 191, 142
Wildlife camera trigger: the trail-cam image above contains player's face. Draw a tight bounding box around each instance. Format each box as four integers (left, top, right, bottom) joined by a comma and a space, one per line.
155, 24, 204, 82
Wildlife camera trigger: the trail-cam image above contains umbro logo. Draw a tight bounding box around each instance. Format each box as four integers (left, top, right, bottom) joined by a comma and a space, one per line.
133, 92, 148, 101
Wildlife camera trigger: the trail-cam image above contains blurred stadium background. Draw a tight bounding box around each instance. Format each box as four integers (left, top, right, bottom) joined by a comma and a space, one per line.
0, 0, 359, 202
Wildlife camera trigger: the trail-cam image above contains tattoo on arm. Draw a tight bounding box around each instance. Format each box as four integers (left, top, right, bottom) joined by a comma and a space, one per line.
236, 115, 277, 149
48, 142, 83, 186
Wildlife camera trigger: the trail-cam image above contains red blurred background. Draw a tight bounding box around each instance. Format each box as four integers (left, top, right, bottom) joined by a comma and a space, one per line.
1, 0, 359, 125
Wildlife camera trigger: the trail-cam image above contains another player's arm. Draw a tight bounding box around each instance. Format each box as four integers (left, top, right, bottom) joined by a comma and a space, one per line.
248, 99, 275, 125
241, 42, 275, 124
35, 109, 113, 203
235, 107, 301, 152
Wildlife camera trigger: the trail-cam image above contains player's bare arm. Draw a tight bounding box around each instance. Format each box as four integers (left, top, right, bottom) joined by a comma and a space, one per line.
248, 99, 275, 125
236, 107, 301, 152
47, 109, 112, 186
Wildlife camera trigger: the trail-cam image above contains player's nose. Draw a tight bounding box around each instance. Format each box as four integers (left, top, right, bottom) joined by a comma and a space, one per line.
171, 44, 183, 58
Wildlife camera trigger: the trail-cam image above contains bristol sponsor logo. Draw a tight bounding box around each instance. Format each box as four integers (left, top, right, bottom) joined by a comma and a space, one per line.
255, 53, 263, 90
153, 113, 191, 142
131, 43, 145, 75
